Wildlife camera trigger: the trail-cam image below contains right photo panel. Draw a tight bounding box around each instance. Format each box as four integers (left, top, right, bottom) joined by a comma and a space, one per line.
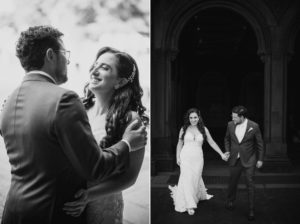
151, 0, 300, 223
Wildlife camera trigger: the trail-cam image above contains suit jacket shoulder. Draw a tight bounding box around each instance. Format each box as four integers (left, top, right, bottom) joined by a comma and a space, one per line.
227, 121, 235, 128
247, 119, 259, 128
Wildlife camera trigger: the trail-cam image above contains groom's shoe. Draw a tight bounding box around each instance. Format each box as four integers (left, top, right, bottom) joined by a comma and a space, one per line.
225, 201, 234, 210
247, 210, 255, 221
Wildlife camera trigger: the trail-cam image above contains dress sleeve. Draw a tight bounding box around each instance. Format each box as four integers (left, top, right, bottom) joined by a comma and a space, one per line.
54, 91, 129, 181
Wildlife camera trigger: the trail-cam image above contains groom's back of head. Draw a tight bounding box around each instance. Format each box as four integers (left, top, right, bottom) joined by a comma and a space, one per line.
232, 105, 248, 118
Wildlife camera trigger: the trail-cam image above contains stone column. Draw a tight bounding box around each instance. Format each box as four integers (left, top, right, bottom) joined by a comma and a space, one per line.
261, 47, 291, 172
151, 47, 178, 173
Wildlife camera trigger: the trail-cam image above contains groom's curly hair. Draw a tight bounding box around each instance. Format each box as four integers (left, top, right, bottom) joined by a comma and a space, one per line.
16, 25, 63, 71
181, 108, 207, 141
82, 47, 149, 148
232, 105, 248, 117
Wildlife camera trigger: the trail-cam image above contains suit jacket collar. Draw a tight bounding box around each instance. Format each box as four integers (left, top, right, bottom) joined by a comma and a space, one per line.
23, 72, 56, 84
229, 121, 239, 143
230, 119, 253, 143
242, 119, 254, 141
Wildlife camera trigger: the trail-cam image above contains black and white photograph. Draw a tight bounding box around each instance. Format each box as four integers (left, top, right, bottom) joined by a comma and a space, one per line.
0, 0, 150, 224
151, 0, 300, 223
2, 0, 300, 224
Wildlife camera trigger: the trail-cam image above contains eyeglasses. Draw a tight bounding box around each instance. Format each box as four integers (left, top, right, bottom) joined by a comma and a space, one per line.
58, 50, 71, 61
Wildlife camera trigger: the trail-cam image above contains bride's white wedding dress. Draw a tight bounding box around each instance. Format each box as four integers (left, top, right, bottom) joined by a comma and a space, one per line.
169, 130, 213, 212
86, 113, 123, 224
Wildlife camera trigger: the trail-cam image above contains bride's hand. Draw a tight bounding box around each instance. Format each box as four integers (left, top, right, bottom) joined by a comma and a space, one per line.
221, 152, 229, 161
63, 189, 89, 217
177, 158, 181, 166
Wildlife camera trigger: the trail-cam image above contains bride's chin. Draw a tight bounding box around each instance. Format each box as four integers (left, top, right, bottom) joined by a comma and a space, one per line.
89, 83, 101, 89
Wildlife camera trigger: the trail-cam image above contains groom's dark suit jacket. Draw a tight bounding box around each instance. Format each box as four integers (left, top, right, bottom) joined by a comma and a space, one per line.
0, 73, 129, 224
224, 120, 264, 168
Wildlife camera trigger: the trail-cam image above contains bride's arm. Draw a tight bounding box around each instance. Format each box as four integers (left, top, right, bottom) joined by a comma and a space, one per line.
63, 111, 145, 217
205, 127, 228, 161
176, 128, 184, 166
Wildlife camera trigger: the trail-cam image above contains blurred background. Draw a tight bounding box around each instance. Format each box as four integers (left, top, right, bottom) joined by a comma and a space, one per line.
0, 0, 150, 223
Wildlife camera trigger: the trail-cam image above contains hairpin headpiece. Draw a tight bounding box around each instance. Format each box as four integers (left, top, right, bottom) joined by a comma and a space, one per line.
127, 64, 136, 83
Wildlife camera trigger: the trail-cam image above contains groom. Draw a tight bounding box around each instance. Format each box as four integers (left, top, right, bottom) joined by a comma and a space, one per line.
224, 105, 264, 221
0, 25, 146, 224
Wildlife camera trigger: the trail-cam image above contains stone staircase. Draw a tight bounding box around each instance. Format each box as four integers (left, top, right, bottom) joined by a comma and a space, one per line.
152, 160, 300, 189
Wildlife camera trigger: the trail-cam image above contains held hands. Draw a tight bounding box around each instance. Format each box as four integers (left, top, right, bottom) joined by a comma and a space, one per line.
123, 119, 147, 152
221, 152, 230, 161
256, 160, 263, 168
177, 157, 181, 166
63, 189, 89, 217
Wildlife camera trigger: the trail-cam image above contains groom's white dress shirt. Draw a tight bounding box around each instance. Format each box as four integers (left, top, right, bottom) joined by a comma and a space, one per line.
235, 119, 248, 158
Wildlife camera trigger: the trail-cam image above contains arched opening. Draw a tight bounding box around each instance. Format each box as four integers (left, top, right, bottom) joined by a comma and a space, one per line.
171, 7, 264, 160
287, 32, 300, 163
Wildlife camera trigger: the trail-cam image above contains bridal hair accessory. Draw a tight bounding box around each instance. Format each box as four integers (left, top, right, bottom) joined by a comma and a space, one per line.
127, 64, 136, 83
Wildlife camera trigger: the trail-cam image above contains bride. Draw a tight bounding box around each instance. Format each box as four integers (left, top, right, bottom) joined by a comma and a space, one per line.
169, 108, 229, 215
63, 46, 148, 224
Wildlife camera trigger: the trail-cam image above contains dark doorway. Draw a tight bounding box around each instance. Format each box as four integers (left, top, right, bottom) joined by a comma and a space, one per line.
171, 8, 264, 160
287, 32, 300, 163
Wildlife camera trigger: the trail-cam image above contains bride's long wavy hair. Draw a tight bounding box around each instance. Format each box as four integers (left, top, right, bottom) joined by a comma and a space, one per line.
82, 46, 149, 148
181, 108, 206, 141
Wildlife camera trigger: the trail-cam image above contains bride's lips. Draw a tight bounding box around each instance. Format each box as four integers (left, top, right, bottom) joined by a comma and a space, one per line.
90, 77, 102, 84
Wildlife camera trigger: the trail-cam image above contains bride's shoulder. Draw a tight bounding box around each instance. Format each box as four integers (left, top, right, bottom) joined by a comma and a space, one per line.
126, 111, 150, 127
125, 111, 141, 124
85, 104, 95, 115
204, 126, 209, 133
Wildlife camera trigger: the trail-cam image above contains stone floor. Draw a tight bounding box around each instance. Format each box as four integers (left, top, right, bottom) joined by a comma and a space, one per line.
151, 188, 300, 224
0, 139, 150, 224
151, 161, 300, 224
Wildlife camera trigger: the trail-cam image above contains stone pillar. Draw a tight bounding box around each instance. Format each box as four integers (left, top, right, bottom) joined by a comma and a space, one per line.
151, 47, 178, 173
261, 48, 291, 172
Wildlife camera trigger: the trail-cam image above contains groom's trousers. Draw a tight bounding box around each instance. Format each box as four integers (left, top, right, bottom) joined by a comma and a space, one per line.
227, 158, 255, 210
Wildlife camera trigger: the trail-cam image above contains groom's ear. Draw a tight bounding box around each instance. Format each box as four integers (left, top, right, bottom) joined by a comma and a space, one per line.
45, 48, 56, 64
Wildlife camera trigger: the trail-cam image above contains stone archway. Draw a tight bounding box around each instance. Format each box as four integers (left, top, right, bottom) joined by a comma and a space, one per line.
168, 6, 265, 161
151, 0, 296, 172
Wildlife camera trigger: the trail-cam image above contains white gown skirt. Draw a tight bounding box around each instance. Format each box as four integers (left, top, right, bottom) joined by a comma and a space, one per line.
169, 142, 213, 212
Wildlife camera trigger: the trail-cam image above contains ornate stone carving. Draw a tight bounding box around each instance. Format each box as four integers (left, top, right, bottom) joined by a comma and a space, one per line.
263, 0, 295, 23
165, 48, 179, 61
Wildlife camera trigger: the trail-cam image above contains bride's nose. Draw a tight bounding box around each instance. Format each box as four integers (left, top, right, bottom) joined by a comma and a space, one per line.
91, 70, 100, 78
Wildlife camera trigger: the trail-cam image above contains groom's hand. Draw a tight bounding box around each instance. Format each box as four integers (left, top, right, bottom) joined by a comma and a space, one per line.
63, 189, 88, 217
123, 119, 147, 152
222, 152, 230, 161
256, 161, 263, 168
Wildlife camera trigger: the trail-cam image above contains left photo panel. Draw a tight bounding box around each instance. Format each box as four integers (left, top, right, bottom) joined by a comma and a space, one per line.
0, 0, 150, 224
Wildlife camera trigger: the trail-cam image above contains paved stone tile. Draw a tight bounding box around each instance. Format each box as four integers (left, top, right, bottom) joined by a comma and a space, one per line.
151, 188, 300, 224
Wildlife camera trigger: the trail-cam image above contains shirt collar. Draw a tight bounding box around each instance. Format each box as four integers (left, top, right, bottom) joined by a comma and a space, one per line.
236, 118, 248, 127
26, 70, 56, 84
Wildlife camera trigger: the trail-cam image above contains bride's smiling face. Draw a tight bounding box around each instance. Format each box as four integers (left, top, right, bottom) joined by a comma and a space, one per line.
189, 112, 199, 126
89, 52, 120, 92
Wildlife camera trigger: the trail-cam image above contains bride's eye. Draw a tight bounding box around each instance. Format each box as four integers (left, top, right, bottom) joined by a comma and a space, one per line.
99, 65, 109, 71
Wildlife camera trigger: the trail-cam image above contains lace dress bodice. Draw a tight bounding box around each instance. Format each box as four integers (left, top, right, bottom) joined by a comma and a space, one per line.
183, 131, 204, 146
86, 109, 124, 224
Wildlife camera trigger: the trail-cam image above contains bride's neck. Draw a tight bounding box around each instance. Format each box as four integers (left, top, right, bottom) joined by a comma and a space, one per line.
93, 90, 114, 116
